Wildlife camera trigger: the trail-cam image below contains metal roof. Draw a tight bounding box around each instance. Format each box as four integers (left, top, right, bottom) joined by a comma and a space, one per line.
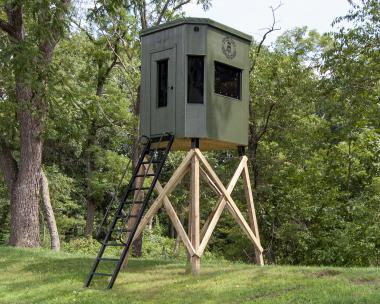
140, 17, 252, 42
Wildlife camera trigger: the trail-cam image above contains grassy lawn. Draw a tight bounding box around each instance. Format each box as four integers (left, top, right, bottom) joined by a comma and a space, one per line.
0, 246, 380, 303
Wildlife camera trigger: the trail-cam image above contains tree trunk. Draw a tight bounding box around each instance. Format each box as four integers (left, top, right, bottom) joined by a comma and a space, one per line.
148, 216, 153, 230
85, 199, 96, 237
84, 123, 96, 238
40, 170, 60, 251
173, 212, 184, 257
84, 74, 105, 237
9, 75, 44, 247
248, 139, 260, 190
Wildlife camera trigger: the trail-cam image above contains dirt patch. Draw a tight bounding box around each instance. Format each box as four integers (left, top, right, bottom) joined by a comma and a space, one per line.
350, 277, 377, 285
314, 269, 341, 278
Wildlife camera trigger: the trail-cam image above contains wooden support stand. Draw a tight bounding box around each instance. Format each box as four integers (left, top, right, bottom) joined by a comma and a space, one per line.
132, 149, 264, 273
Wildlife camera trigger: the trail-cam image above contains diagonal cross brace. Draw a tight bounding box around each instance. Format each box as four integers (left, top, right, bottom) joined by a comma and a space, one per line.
132, 150, 196, 256
194, 149, 263, 254
198, 156, 248, 256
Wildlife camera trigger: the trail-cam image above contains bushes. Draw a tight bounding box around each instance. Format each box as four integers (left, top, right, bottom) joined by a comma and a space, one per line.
63, 237, 109, 256
62, 219, 184, 260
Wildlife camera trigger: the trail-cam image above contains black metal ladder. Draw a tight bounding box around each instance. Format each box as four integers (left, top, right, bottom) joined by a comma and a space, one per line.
84, 134, 174, 289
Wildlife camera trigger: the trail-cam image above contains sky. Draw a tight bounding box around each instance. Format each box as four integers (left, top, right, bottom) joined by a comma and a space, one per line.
184, 0, 352, 44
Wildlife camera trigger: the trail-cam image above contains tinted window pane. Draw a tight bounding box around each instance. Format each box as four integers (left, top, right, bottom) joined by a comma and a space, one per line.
214, 62, 241, 100
188, 56, 204, 104
157, 59, 168, 107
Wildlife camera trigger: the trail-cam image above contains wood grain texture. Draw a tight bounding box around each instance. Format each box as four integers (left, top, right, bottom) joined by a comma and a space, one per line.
133, 151, 193, 240
198, 157, 247, 256
194, 149, 263, 253
190, 153, 200, 274
242, 163, 264, 265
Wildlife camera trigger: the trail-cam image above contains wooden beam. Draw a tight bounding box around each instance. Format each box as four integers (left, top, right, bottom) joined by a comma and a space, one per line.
242, 163, 264, 265
199, 157, 247, 239
194, 149, 263, 253
140, 157, 195, 256
190, 152, 200, 275
200, 167, 221, 196
198, 157, 247, 256
163, 197, 196, 257
133, 150, 194, 240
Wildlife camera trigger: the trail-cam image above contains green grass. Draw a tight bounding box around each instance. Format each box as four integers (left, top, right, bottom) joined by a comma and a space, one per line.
1, 246, 380, 303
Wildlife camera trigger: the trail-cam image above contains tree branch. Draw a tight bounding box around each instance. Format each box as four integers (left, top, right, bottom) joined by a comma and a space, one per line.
172, 0, 191, 12
156, 0, 171, 25
138, 0, 148, 30
38, 0, 71, 61
70, 17, 95, 42
0, 18, 17, 39
250, 3, 282, 74
249, 3, 282, 144
257, 101, 276, 142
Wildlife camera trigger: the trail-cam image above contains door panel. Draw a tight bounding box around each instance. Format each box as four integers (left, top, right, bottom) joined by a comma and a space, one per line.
150, 48, 176, 136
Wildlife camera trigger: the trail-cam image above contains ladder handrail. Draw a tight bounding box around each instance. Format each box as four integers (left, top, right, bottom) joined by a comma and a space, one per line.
95, 135, 150, 239
84, 133, 174, 289
106, 133, 174, 289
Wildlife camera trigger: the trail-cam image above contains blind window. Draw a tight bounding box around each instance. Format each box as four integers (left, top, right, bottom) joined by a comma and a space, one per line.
157, 59, 168, 107
214, 62, 241, 100
188, 56, 204, 104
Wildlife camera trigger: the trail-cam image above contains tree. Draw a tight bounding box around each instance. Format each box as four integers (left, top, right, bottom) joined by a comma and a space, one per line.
0, 0, 71, 247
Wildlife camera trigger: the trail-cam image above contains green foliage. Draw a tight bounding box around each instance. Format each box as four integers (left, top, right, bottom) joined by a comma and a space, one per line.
140, 217, 176, 259
62, 237, 111, 256
244, 0, 380, 267
44, 165, 85, 240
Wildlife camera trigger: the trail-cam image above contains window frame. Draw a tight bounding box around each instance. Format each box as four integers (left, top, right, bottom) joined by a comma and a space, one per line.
187, 55, 205, 104
214, 61, 242, 101
157, 58, 169, 108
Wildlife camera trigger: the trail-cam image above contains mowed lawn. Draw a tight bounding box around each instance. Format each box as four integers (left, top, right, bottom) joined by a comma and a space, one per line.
0, 247, 380, 303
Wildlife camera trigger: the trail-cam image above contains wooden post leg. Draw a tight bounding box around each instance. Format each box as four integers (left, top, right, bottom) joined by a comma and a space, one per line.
242, 163, 264, 266
186, 199, 192, 270
190, 152, 200, 275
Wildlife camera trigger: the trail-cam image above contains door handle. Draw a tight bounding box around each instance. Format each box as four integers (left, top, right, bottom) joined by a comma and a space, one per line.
170, 86, 174, 90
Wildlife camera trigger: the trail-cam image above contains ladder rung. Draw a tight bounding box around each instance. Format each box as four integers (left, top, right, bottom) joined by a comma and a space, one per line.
93, 272, 113, 276
120, 200, 144, 207
117, 213, 138, 219
104, 242, 125, 247
135, 173, 155, 177
128, 187, 150, 191
84, 134, 174, 289
98, 257, 120, 262
111, 228, 133, 233
130, 200, 144, 204
142, 160, 160, 164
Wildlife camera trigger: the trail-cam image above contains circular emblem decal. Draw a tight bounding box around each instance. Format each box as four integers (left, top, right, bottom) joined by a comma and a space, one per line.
222, 37, 236, 60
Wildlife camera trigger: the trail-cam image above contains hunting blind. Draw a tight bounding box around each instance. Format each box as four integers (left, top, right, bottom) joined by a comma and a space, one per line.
85, 19, 263, 290
140, 18, 252, 150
